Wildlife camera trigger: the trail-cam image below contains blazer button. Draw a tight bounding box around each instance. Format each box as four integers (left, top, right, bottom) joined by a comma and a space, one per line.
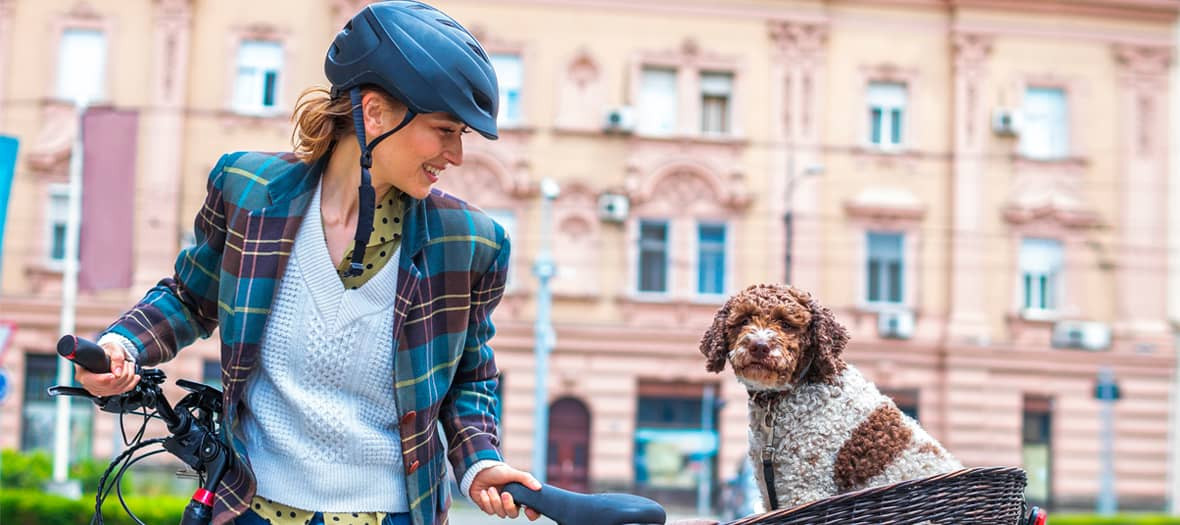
401, 410, 417, 426
407, 460, 420, 474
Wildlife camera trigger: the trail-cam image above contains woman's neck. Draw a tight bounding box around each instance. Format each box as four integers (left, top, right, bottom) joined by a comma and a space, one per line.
320, 138, 394, 228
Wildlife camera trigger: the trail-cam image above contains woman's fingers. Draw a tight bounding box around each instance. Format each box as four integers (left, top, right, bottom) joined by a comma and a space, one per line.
501, 491, 519, 519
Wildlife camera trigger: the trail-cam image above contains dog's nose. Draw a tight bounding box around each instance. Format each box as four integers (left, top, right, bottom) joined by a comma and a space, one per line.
749, 341, 771, 359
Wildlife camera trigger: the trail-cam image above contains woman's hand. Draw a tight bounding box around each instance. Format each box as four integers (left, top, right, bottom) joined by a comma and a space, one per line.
469, 464, 543, 520
74, 342, 139, 397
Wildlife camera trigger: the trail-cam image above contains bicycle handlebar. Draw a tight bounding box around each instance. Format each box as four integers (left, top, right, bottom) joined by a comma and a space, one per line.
57, 334, 112, 374
503, 482, 666, 525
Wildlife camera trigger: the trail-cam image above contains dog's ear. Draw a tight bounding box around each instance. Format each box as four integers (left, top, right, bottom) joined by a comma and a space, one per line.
799, 289, 849, 384
700, 300, 732, 373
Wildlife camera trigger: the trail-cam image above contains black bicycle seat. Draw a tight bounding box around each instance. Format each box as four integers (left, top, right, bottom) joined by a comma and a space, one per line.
503, 482, 666, 525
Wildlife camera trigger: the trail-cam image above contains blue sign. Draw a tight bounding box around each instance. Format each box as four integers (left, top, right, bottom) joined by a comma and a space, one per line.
0, 368, 9, 403
1094, 377, 1121, 401
0, 136, 18, 278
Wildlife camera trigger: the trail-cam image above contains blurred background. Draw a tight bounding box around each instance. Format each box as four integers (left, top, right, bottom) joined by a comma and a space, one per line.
0, 0, 1177, 521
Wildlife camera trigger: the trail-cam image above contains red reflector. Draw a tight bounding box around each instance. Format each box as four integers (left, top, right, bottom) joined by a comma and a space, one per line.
1034, 509, 1047, 525
192, 488, 214, 507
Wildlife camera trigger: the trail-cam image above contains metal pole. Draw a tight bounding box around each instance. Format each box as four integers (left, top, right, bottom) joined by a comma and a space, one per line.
1097, 367, 1117, 515
50, 102, 86, 498
531, 178, 560, 484
784, 153, 795, 285
698, 384, 716, 516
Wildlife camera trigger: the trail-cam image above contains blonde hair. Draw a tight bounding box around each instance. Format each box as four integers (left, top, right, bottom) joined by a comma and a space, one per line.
290, 86, 403, 163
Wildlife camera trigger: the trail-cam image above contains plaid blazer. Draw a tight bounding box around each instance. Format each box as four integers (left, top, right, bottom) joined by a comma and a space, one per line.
103, 151, 508, 525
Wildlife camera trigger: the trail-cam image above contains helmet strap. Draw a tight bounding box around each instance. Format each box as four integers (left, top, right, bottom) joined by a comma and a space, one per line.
343, 88, 418, 277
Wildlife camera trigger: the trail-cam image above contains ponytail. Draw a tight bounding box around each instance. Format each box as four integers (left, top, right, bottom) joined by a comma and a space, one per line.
290, 86, 352, 163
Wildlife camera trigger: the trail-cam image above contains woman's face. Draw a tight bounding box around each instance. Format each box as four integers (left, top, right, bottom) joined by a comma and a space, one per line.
363, 92, 467, 199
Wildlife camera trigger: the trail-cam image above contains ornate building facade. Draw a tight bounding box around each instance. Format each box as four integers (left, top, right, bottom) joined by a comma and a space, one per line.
0, 0, 1176, 510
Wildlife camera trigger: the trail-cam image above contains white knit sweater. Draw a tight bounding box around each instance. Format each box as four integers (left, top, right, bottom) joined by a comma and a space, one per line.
238, 183, 408, 513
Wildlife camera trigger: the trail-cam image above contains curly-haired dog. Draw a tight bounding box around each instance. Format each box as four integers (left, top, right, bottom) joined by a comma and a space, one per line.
700, 283, 961, 510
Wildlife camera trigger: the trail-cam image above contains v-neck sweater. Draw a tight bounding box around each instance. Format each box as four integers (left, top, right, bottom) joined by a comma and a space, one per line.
239, 181, 408, 513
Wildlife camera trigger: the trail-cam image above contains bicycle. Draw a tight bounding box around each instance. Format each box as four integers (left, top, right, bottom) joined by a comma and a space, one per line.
50, 335, 667, 525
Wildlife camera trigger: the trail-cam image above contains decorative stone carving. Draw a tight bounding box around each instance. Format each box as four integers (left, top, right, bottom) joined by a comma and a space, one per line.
768, 20, 828, 57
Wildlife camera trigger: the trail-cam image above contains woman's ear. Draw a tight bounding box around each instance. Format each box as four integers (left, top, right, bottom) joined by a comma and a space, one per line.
361, 91, 396, 138
700, 301, 732, 373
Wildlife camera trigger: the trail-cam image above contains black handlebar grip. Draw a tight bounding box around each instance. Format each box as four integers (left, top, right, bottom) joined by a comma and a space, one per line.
57, 335, 111, 374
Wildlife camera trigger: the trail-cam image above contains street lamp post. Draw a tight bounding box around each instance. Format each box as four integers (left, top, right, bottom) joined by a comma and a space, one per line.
783, 155, 824, 285
532, 178, 560, 484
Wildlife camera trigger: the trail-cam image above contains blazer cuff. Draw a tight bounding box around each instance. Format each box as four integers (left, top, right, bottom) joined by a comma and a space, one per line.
459, 459, 506, 504
97, 332, 139, 365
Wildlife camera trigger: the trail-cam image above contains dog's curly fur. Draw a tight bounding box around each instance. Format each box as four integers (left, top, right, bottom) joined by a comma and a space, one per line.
700, 283, 961, 509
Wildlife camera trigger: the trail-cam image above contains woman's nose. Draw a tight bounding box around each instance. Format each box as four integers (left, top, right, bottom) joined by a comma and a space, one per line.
443, 136, 464, 167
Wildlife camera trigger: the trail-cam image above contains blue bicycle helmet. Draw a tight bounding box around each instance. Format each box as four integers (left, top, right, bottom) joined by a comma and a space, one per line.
324, 0, 499, 276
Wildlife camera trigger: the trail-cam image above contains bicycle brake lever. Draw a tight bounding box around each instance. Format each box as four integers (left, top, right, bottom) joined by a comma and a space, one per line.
48, 385, 99, 400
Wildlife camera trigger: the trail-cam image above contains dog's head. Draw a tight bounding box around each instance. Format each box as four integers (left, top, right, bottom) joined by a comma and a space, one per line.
699, 283, 848, 391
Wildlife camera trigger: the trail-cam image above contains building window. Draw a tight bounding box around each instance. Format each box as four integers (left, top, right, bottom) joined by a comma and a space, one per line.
202, 359, 222, 392
1023, 395, 1053, 508
697, 223, 726, 295
866, 232, 904, 304
634, 381, 718, 498
1021, 87, 1069, 160
867, 82, 907, 149
491, 53, 523, 127
638, 67, 678, 135
484, 209, 517, 290
56, 28, 107, 104
700, 72, 733, 135
1020, 238, 1063, 312
22, 354, 93, 457
46, 184, 70, 264
638, 220, 669, 293
233, 40, 283, 114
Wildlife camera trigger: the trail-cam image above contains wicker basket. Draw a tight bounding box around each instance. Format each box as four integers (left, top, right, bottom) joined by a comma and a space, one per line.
724, 466, 1028, 525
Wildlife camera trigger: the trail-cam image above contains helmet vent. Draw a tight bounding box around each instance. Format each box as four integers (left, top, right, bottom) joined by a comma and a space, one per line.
467, 42, 489, 62
472, 90, 493, 114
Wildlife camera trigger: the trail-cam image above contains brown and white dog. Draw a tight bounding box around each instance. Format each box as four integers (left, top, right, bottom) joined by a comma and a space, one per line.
700, 283, 961, 510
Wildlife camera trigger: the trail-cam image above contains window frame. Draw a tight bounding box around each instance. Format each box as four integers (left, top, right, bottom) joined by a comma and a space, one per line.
1018, 237, 1064, 315
865, 230, 906, 306
1019, 86, 1070, 161
636, 218, 671, 295
231, 39, 284, 116
694, 221, 728, 297
491, 52, 525, 128
866, 81, 908, 150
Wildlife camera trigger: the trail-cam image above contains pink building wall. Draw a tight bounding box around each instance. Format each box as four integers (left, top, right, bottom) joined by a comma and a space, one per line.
0, 0, 1175, 511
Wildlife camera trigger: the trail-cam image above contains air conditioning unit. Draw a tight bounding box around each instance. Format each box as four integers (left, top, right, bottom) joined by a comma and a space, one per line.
877, 309, 914, 340
597, 192, 630, 223
992, 108, 1023, 136
1051, 321, 1111, 351
603, 106, 635, 134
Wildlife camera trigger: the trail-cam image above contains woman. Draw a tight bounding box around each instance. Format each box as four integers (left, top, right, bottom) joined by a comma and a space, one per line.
74, 2, 540, 524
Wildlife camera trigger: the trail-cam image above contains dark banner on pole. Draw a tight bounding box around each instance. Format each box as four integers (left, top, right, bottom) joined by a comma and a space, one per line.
0, 135, 18, 278
79, 108, 138, 292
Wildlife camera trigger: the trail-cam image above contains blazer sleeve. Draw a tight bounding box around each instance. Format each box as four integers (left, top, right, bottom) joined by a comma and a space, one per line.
100, 154, 230, 366
440, 223, 511, 481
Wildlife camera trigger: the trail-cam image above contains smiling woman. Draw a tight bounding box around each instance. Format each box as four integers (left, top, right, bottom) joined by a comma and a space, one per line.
72, 2, 540, 525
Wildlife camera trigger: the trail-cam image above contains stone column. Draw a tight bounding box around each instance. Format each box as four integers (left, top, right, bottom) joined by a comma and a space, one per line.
1113, 44, 1173, 342
0, 0, 14, 128
132, 0, 193, 290
946, 32, 993, 343
768, 19, 828, 292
